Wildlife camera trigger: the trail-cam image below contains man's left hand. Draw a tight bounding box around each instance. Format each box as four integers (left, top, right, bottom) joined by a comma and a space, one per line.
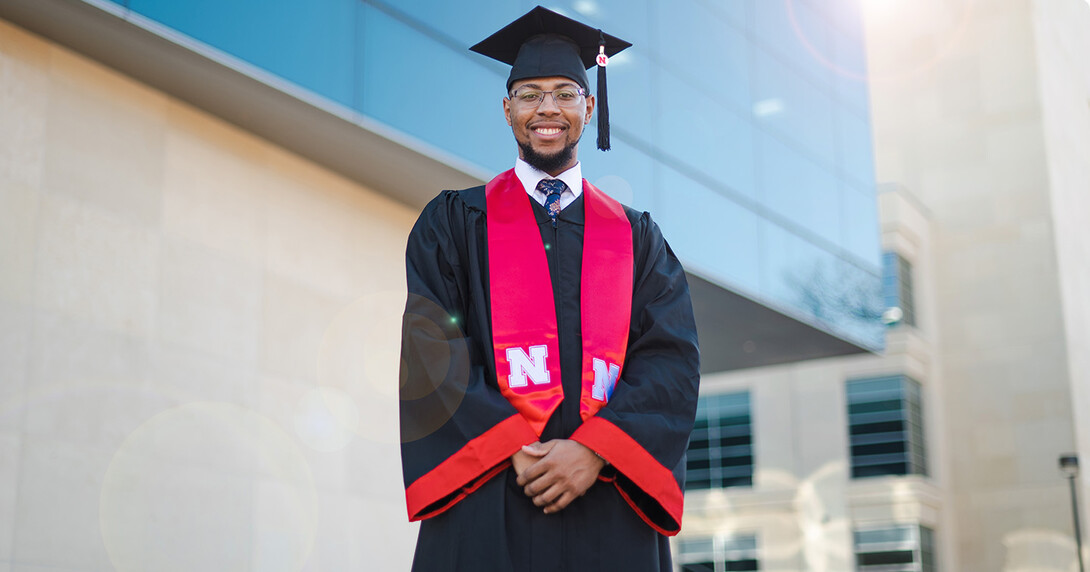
516, 439, 606, 514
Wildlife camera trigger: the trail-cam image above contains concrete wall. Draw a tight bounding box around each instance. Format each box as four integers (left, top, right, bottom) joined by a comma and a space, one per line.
1032, 1, 1090, 567
0, 18, 419, 571
863, 0, 1082, 569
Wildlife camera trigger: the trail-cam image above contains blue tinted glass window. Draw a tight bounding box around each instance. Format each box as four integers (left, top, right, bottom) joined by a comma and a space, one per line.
553, 0, 651, 46
807, 0, 864, 41
752, 0, 833, 90
757, 133, 841, 246
657, 168, 761, 295
128, 0, 357, 107
841, 188, 881, 266
752, 49, 836, 169
836, 105, 877, 190
696, 0, 748, 30
760, 221, 835, 313
657, 68, 757, 199
655, 2, 751, 113
385, 0, 536, 48
580, 140, 657, 212
832, 33, 871, 113
761, 223, 882, 344
359, 4, 510, 173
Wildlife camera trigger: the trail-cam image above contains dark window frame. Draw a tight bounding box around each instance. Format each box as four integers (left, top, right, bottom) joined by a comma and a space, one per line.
678, 534, 760, 572
846, 376, 927, 479
882, 252, 917, 327
686, 391, 754, 490
853, 524, 936, 572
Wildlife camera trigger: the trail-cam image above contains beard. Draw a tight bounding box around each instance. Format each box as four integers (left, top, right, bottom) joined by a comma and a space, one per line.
518, 137, 579, 174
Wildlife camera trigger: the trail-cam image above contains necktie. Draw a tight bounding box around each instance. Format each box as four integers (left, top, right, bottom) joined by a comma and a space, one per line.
537, 178, 568, 228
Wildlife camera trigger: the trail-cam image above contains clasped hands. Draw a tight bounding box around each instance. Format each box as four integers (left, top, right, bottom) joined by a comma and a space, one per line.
511, 439, 606, 514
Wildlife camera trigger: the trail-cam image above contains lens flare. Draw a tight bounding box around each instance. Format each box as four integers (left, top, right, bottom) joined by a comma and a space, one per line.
785, 0, 976, 84
100, 402, 318, 572
315, 290, 406, 445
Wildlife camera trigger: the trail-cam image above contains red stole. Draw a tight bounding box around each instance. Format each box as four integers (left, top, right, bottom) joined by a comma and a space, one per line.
486, 169, 633, 436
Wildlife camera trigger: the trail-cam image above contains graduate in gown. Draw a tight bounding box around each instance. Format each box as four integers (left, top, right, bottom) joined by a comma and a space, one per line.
399, 7, 701, 571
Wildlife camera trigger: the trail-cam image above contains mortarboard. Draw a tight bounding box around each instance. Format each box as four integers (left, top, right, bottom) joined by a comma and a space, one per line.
470, 6, 632, 151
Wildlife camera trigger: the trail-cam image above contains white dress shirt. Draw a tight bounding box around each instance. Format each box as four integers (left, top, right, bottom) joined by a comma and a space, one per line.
514, 158, 583, 211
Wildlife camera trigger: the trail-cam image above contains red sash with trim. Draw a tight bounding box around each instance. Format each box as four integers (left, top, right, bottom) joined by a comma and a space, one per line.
486, 169, 633, 436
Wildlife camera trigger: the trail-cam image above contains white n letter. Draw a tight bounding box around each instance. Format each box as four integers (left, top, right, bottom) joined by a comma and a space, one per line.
507, 345, 551, 388
591, 358, 620, 401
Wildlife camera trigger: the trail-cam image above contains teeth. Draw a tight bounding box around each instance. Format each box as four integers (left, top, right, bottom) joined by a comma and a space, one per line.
535, 127, 562, 135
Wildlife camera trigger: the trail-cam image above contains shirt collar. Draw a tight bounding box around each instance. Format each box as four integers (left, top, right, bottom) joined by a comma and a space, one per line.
515, 158, 583, 199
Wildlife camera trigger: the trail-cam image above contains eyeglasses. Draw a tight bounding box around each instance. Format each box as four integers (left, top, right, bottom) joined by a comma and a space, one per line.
509, 87, 587, 108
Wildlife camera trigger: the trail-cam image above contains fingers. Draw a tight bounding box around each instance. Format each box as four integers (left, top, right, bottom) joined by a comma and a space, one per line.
517, 439, 603, 494
520, 444, 546, 457
552, 492, 577, 513
516, 457, 548, 487
521, 467, 592, 515
528, 484, 576, 514
530, 483, 562, 507
522, 465, 557, 497
521, 439, 556, 457
510, 449, 537, 478
541, 491, 575, 514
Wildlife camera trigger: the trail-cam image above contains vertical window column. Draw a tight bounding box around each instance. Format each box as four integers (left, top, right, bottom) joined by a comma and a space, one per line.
882, 252, 916, 327
846, 376, 927, 478
686, 392, 754, 490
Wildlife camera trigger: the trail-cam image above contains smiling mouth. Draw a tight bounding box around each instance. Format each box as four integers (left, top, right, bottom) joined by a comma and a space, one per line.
532, 126, 565, 136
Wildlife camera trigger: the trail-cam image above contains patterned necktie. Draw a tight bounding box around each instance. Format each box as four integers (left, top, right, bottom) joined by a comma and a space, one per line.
537, 178, 568, 229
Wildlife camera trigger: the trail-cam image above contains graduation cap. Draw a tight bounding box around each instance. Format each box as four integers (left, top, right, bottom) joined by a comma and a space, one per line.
470, 6, 632, 151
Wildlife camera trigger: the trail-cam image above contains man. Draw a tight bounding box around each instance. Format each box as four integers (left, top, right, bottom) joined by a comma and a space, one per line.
399, 7, 700, 571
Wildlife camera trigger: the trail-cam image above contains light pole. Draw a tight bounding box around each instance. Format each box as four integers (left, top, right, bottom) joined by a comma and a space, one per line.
1060, 454, 1085, 572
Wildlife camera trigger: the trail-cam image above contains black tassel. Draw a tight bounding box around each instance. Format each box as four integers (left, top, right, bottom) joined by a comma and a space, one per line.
596, 32, 610, 151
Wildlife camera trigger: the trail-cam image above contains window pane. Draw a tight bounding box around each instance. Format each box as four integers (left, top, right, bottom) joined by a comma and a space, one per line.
855, 526, 914, 545
687, 391, 753, 490
855, 524, 936, 571
846, 376, 927, 478
679, 537, 716, 555
752, 49, 835, 168
129, 0, 357, 107
655, 1, 751, 111
656, 87, 759, 201
881, 252, 917, 327
679, 533, 761, 572
725, 560, 760, 572
359, 4, 510, 173
858, 550, 915, 565
757, 132, 842, 246
842, 185, 881, 266
657, 167, 761, 296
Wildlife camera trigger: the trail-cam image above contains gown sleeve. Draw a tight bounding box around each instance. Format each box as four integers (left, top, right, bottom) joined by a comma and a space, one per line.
399, 191, 539, 522
570, 212, 701, 535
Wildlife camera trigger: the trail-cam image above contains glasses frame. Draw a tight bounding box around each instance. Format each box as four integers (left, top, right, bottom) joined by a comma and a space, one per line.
508, 86, 588, 108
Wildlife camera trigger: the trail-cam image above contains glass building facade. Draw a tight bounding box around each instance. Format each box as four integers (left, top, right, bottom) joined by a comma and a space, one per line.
101, 0, 884, 357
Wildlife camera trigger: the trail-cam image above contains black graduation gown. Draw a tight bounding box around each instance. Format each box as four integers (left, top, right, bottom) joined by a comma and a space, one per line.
399, 184, 700, 572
